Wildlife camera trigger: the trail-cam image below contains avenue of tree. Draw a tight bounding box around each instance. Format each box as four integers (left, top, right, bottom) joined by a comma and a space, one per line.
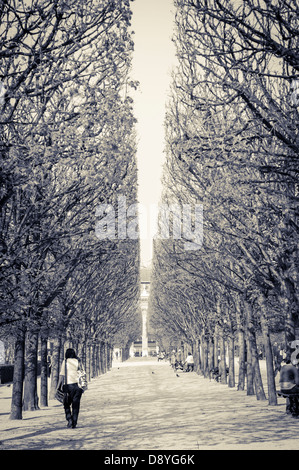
1, 0, 298, 422
149, 0, 299, 406
0, 0, 140, 419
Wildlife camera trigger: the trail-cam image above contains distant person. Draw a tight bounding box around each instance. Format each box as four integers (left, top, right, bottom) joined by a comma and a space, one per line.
170, 350, 176, 369
176, 349, 183, 367
279, 354, 299, 417
273, 342, 283, 376
57, 348, 83, 429
185, 352, 195, 372
279, 356, 299, 394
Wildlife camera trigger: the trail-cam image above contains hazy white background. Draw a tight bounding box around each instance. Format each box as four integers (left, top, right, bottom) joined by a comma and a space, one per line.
130, 0, 176, 266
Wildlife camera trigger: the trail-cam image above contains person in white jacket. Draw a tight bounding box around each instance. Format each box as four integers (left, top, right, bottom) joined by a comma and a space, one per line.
185, 352, 195, 372
57, 348, 83, 428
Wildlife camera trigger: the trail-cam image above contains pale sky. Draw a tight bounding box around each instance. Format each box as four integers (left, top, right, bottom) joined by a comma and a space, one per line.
130, 0, 176, 266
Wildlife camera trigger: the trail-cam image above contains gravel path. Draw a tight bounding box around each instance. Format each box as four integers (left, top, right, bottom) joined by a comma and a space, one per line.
0, 357, 298, 450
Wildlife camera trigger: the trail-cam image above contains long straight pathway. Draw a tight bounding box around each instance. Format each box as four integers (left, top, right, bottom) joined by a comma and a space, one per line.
0, 357, 298, 450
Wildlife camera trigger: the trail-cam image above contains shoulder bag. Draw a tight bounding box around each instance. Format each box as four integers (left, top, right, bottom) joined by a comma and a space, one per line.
78, 359, 88, 392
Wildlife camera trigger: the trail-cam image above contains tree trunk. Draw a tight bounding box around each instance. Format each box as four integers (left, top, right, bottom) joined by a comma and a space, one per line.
252, 336, 266, 401
200, 333, 209, 378
250, 328, 266, 401
193, 338, 200, 374
98, 341, 103, 374
107, 344, 112, 371
104, 342, 108, 373
244, 301, 266, 400
79, 341, 87, 370
40, 331, 48, 407
213, 329, 219, 368
10, 327, 26, 420
23, 329, 40, 411
246, 331, 255, 395
259, 296, 277, 405
196, 338, 202, 374
208, 337, 214, 377
227, 335, 235, 388
237, 328, 246, 391
97, 344, 102, 376
218, 327, 227, 384
203, 338, 209, 378
86, 344, 91, 381
49, 336, 62, 399
235, 296, 246, 391
280, 291, 296, 353
94, 344, 98, 377
100, 341, 106, 374
90, 344, 95, 378
92, 343, 99, 377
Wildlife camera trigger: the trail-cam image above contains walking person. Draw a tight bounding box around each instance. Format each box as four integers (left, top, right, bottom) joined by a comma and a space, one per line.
279, 354, 299, 417
176, 349, 183, 370
170, 350, 176, 369
57, 348, 83, 428
184, 352, 195, 372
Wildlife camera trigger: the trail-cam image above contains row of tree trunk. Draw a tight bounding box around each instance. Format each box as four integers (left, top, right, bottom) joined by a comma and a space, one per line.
185, 316, 279, 406
10, 328, 113, 420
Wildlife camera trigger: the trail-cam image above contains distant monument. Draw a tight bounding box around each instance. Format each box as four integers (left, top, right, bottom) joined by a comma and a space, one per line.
129, 266, 157, 358
140, 267, 151, 357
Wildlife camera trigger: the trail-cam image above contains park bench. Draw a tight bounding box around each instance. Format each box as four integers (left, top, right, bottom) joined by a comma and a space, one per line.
277, 391, 299, 417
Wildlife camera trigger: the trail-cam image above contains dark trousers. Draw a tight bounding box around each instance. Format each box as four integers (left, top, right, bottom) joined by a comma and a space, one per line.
281, 387, 299, 416
64, 383, 83, 426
